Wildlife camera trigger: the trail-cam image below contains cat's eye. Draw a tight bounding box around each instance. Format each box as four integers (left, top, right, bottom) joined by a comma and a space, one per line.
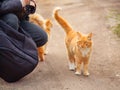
84, 42, 87, 44
84, 42, 88, 46
85, 43, 88, 46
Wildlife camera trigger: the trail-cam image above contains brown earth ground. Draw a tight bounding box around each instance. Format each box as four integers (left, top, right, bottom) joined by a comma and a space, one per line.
0, 0, 120, 90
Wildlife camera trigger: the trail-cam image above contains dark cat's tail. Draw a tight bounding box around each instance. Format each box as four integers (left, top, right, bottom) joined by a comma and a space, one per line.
53, 7, 73, 34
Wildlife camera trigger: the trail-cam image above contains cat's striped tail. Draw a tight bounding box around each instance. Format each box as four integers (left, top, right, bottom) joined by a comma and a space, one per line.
53, 7, 73, 34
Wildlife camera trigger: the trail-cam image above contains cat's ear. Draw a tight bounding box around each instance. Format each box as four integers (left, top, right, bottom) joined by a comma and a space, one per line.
77, 32, 82, 37
87, 32, 92, 40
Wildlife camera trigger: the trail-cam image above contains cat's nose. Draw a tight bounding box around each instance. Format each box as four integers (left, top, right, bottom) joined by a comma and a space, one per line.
81, 46, 84, 48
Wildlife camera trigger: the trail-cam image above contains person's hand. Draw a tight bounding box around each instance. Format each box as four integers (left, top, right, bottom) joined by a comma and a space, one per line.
20, 0, 30, 7
24, 0, 36, 5
24, 0, 30, 5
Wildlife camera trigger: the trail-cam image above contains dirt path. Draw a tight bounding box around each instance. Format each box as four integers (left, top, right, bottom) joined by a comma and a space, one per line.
0, 0, 120, 90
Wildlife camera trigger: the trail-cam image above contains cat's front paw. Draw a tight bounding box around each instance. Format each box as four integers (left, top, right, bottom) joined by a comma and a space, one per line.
83, 72, 90, 76
44, 50, 48, 55
75, 71, 81, 75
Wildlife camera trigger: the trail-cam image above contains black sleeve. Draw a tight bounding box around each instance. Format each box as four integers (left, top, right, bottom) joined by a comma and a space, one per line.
0, 0, 23, 16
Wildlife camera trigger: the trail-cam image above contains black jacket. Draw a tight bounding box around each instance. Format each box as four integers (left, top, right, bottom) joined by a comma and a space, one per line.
0, 20, 38, 82
0, 0, 28, 20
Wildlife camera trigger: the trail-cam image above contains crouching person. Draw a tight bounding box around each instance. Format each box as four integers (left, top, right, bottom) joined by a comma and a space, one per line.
0, 0, 48, 82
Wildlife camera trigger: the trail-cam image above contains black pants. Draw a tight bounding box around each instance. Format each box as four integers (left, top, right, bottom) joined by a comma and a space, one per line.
1, 13, 48, 47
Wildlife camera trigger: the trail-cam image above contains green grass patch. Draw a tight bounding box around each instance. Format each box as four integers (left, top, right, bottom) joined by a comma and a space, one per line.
108, 10, 120, 37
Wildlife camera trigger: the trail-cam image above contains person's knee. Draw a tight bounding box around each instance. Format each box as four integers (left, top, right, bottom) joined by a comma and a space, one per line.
36, 30, 48, 47
1, 13, 19, 30
19, 21, 48, 47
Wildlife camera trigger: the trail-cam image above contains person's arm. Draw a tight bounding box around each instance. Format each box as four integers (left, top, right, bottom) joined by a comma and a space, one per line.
0, 0, 30, 16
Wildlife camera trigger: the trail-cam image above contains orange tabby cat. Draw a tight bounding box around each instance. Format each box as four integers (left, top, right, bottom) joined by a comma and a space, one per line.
29, 13, 52, 61
53, 7, 93, 76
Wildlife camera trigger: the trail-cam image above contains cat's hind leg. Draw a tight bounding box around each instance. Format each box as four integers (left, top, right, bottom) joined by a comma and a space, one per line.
67, 51, 76, 71
68, 60, 75, 71
37, 47, 45, 61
